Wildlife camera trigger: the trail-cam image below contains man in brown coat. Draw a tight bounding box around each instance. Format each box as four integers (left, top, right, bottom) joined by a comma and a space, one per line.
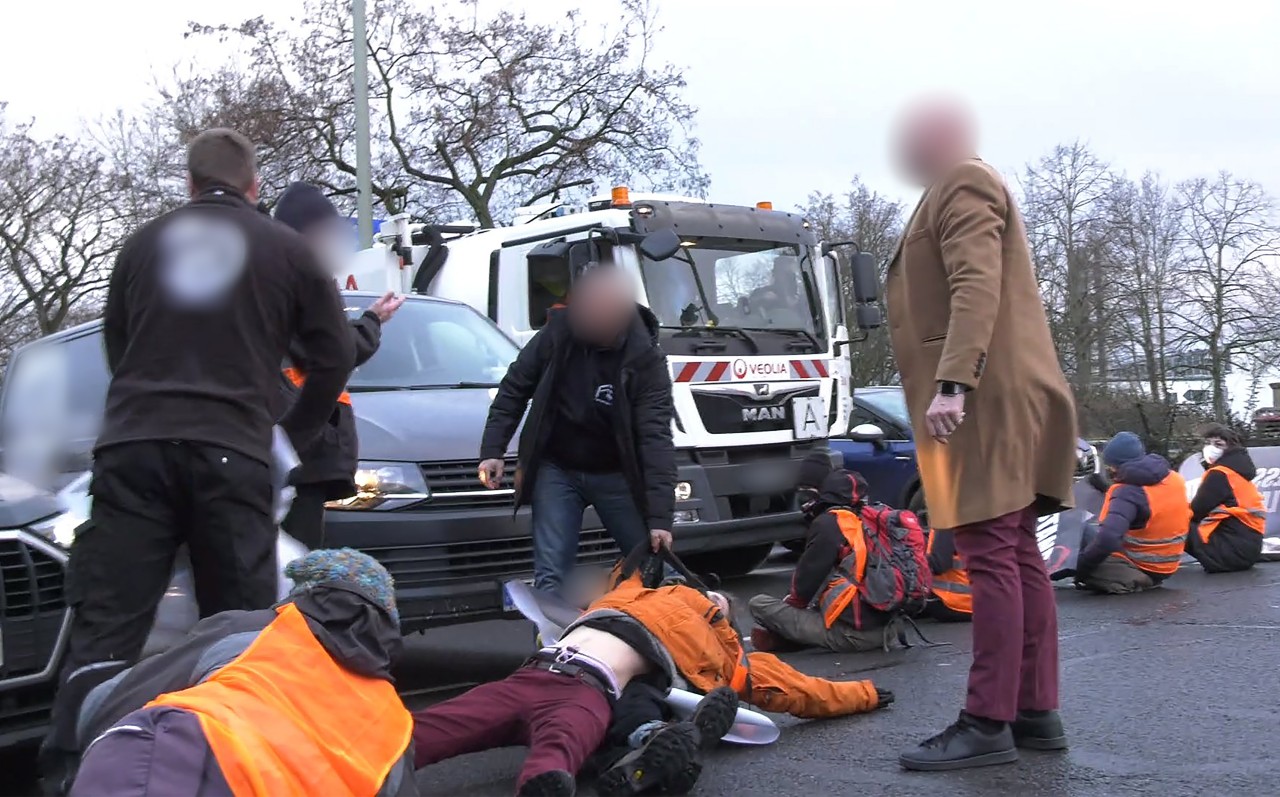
886, 98, 1078, 772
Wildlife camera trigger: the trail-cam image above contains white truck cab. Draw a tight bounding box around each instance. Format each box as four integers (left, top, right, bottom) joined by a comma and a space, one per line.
339, 188, 882, 573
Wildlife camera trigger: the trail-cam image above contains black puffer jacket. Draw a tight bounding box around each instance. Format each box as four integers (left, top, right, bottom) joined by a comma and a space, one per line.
480, 306, 676, 531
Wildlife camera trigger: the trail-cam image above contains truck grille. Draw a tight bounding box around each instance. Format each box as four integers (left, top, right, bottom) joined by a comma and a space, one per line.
692, 386, 820, 435
1, 538, 67, 680
365, 529, 619, 591
419, 458, 519, 509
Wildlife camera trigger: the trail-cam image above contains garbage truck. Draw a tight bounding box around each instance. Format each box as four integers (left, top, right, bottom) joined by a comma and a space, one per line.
339, 188, 883, 574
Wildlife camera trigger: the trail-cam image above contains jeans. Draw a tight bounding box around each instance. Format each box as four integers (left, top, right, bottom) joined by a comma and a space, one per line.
532, 463, 650, 595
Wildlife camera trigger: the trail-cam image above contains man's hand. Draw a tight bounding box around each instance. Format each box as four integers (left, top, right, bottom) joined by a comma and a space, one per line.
925, 391, 966, 444
478, 458, 505, 489
369, 291, 406, 323
649, 529, 673, 551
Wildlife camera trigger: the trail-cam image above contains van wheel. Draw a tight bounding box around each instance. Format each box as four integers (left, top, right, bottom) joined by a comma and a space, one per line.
907, 488, 929, 529
684, 543, 775, 580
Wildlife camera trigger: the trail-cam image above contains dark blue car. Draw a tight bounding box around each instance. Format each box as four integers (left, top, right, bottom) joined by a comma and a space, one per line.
829, 386, 1099, 527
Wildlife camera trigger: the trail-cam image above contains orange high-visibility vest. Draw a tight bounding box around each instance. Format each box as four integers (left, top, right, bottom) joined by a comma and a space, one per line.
926, 532, 972, 614
283, 366, 351, 406
148, 603, 411, 797
815, 509, 870, 629
1198, 465, 1266, 543
1101, 472, 1191, 576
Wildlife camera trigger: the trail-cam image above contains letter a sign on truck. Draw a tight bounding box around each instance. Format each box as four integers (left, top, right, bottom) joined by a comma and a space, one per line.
792, 397, 827, 440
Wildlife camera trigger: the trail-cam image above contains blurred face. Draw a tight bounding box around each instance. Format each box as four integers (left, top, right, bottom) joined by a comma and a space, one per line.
306, 218, 356, 275
893, 96, 975, 187
568, 266, 637, 347
708, 591, 731, 617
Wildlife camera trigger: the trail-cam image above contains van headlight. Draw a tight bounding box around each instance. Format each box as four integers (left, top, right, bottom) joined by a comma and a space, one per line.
325, 462, 431, 510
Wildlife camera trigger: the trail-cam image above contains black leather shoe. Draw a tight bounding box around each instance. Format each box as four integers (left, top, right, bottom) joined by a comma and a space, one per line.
899, 712, 1018, 772
1012, 710, 1068, 750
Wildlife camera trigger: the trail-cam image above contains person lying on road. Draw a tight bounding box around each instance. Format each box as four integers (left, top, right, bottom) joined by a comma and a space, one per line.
1186, 424, 1266, 573
70, 549, 418, 797
1075, 432, 1191, 594
747, 468, 893, 652
411, 551, 893, 796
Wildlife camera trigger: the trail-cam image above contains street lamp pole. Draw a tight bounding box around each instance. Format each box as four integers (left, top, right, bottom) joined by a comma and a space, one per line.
353, 0, 373, 249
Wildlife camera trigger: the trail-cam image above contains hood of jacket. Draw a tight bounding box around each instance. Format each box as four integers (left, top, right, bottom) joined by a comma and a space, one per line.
1213, 446, 1257, 481
816, 469, 869, 509
546, 303, 663, 368
1114, 453, 1173, 487
291, 584, 403, 681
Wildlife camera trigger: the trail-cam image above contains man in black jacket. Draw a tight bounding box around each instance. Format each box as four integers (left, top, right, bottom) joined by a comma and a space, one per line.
1187, 424, 1266, 573
479, 264, 676, 596
273, 181, 405, 548
41, 128, 354, 793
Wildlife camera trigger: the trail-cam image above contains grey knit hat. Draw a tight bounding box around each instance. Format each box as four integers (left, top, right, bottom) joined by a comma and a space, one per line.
285, 548, 398, 623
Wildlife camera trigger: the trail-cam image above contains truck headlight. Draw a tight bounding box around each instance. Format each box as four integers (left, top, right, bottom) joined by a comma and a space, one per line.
326, 461, 431, 510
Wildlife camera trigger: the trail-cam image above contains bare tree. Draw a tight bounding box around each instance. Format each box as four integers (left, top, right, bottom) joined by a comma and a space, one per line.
174, 0, 707, 226
1173, 173, 1280, 419
801, 178, 905, 385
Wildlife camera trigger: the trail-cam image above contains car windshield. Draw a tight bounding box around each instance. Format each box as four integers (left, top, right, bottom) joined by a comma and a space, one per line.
639, 238, 822, 336
857, 388, 910, 428
344, 297, 519, 389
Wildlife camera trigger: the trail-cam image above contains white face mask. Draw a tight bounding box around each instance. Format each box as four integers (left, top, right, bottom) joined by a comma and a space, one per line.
1203, 444, 1225, 464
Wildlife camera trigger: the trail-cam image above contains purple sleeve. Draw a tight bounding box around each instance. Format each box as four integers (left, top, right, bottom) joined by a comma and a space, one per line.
1078, 485, 1147, 570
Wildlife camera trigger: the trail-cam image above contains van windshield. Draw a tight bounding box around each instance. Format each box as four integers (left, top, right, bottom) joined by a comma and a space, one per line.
343, 297, 519, 390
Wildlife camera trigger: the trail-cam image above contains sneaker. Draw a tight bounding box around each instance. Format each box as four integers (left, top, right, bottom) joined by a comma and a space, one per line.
596, 723, 698, 796
898, 712, 1018, 772
1012, 710, 1068, 750
519, 769, 576, 797
689, 686, 739, 749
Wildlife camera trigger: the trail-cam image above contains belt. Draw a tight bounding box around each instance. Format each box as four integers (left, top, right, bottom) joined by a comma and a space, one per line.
522, 649, 618, 702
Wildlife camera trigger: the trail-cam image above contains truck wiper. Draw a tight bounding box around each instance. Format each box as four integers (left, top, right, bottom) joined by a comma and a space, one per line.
741, 327, 822, 351
658, 325, 759, 354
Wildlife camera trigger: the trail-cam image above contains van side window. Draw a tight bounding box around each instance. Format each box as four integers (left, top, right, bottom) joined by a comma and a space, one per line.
64, 333, 111, 416
528, 255, 570, 329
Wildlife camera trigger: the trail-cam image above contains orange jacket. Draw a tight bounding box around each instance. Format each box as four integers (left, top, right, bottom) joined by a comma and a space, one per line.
926, 531, 972, 614
283, 366, 352, 406
1197, 465, 1266, 543
814, 509, 871, 628
588, 569, 880, 718
1101, 473, 1191, 576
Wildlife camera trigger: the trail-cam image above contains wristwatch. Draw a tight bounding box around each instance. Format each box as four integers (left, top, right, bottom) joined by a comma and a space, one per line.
937, 381, 969, 396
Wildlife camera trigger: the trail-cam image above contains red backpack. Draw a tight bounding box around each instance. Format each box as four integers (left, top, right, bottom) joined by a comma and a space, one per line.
856, 503, 932, 616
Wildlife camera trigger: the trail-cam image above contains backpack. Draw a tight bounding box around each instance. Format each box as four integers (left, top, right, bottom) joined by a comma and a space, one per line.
856, 503, 932, 616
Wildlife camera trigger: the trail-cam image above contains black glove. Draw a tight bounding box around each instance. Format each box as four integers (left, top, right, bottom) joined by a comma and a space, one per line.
876, 688, 895, 709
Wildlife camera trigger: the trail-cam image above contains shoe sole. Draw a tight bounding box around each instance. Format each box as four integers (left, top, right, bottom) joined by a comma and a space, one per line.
596, 726, 697, 796
690, 687, 739, 749
899, 748, 1019, 772
1015, 735, 1068, 751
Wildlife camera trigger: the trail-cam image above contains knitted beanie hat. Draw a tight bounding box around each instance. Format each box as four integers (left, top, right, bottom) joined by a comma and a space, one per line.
1102, 431, 1145, 468
275, 182, 340, 235
797, 451, 834, 490
285, 548, 398, 622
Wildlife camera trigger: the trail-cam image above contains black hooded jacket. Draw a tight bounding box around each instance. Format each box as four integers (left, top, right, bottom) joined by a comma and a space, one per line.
788, 470, 872, 609
1190, 446, 1258, 523
480, 305, 676, 531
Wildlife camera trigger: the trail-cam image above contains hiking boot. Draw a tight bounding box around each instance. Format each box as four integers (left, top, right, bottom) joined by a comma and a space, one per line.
596, 723, 698, 796
689, 686, 738, 749
899, 712, 1018, 772
1012, 710, 1068, 750
519, 769, 576, 797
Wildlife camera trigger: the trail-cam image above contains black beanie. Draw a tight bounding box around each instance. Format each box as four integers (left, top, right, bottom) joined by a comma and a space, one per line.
797, 451, 834, 489
275, 182, 339, 234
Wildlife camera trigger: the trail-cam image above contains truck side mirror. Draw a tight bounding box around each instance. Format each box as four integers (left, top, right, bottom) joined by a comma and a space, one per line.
639, 229, 682, 261
850, 252, 879, 303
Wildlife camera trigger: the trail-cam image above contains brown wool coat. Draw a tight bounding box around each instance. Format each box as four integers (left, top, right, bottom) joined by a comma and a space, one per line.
885, 159, 1077, 530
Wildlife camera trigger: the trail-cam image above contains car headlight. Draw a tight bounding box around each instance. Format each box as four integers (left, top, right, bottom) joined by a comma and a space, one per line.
674, 481, 693, 501
325, 461, 431, 510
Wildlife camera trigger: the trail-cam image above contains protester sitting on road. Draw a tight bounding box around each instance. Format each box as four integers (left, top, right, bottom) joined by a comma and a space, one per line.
1075, 432, 1191, 594
412, 551, 892, 796
478, 262, 676, 597
274, 182, 406, 548
923, 528, 971, 622
747, 469, 891, 652
1186, 424, 1266, 573
70, 549, 418, 797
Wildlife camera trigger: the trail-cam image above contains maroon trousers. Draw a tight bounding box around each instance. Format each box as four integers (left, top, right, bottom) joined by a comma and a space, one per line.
952, 504, 1059, 723
411, 667, 611, 792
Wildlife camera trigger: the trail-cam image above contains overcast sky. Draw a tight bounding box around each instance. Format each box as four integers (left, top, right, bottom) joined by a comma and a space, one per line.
2, 0, 1276, 213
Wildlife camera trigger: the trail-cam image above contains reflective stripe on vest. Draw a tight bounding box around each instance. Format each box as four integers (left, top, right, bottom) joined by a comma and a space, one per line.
1100, 472, 1191, 576
148, 603, 412, 797
925, 533, 971, 613
816, 509, 868, 629
1198, 465, 1266, 542
283, 366, 352, 406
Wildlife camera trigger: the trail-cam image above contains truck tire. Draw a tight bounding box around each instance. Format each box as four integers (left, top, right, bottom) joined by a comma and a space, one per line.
907, 488, 929, 530
684, 543, 774, 580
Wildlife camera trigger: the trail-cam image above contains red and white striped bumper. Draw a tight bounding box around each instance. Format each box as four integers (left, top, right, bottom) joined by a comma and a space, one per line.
670, 358, 830, 383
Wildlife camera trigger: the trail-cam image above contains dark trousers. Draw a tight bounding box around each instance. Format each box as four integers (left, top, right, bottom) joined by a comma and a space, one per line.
1185, 524, 1262, 573
412, 667, 611, 791
952, 504, 1059, 723
531, 463, 649, 595
44, 441, 276, 770
281, 483, 329, 549
923, 598, 972, 623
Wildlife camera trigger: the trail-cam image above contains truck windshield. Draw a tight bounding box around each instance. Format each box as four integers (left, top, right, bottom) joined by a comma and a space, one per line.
639, 238, 823, 337
343, 297, 519, 390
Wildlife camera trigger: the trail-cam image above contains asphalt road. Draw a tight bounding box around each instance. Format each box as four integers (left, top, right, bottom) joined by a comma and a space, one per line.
5, 555, 1278, 796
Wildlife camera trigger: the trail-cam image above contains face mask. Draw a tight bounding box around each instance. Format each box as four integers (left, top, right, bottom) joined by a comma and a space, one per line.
1203, 444, 1225, 464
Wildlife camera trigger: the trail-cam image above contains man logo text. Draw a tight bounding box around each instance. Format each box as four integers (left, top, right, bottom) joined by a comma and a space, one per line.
742, 407, 786, 423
